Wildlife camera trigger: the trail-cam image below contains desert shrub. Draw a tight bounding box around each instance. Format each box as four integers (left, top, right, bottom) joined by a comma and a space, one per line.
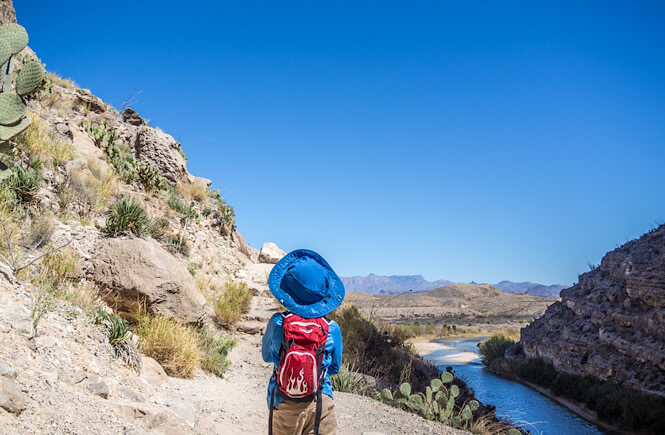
22, 212, 55, 249
177, 182, 207, 202
58, 281, 102, 312
136, 314, 200, 378
148, 216, 170, 241
4, 167, 42, 203
513, 358, 665, 433
137, 162, 166, 192
106, 141, 137, 183
331, 361, 363, 393
167, 192, 199, 222
187, 262, 198, 276
166, 233, 189, 256
92, 308, 140, 371
214, 281, 252, 328
478, 334, 515, 366
85, 159, 117, 209
32, 247, 79, 292
104, 197, 148, 236
208, 189, 235, 235
45, 71, 76, 89
329, 304, 438, 392
197, 326, 236, 378
16, 114, 74, 168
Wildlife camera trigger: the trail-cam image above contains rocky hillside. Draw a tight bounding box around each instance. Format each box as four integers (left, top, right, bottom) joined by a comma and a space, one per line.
347, 283, 555, 326
0, 2, 471, 433
520, 224, 665, 395
494, 281, 565, 298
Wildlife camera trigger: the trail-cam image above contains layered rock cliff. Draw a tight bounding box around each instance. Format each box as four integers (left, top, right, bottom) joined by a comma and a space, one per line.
519, 225, 665, 394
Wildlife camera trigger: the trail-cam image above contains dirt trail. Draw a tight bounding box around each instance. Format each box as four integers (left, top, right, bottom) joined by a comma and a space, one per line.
172, 263, 463, 434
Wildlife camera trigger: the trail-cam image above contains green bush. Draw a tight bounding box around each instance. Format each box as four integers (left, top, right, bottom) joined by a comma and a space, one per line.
4, 166, 41, 203
148, 216, 170, 241
198, 326, 236, 378
514, 358, 665, 433
214, 281, 252, 328
478, 334, 515, 366
104, 197, 148, 236
331, 361, 362, 393
167, 192, 199, 222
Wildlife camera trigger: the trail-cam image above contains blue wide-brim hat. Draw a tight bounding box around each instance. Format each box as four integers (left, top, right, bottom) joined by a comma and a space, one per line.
268, 249, 345, 318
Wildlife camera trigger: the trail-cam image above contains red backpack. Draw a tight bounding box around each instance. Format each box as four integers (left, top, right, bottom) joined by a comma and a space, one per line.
269, 312, 330, 435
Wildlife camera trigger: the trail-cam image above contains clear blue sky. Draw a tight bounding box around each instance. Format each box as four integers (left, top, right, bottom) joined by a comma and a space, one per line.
19, 1, 665, 286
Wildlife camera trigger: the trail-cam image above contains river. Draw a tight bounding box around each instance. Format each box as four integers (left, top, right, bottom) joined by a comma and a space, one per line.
423, 337, 603, 435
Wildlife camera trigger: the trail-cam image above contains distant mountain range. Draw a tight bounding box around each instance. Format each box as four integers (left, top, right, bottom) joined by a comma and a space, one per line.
340, 274, 565, 298
493, 281, 566, 298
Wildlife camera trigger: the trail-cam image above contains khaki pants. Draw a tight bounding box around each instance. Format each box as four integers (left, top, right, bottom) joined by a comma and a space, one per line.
271, 395, 337, 435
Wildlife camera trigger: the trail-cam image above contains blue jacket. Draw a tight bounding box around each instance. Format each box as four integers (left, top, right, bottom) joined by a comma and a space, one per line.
262, 313, 343, 408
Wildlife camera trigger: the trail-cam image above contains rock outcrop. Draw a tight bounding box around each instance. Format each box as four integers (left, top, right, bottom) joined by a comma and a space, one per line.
258, 242, 285, 264
135, 127, 187, 183
519, 225, 665, 394
87, 237, 212, 324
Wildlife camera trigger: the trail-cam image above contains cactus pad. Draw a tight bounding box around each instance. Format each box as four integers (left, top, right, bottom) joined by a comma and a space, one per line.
507, 430, 521, 435
380, 388, 393, 401
0, 23, 28, 54
431, 378, 443, 392
468, 399, 480, 411
407, 394, 424, 411
0, 37, 11, 67
399, 382, 411, 397
461, 405, 473, 421
450, 384, 459, 398
441, 371, 454, 383
451, 416, 462, 428
16, 61, 44, 96
0, 93, 25, 125
0, 116, 30, 141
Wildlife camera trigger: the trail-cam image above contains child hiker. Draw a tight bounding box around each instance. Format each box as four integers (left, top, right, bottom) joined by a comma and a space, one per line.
262, 249, 345, 435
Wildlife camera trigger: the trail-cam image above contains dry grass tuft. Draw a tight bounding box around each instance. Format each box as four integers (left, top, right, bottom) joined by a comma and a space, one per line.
214, 281, 253, 328
59, 281, 103, 312
46, 72, 77, 89
17, 113, 74, 169
176, 182, 208, 203
136, 314, 201, 378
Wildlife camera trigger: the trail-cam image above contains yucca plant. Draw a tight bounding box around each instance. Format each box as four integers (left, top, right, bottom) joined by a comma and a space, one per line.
4, 166, 41, 203
104, 196, 148, 236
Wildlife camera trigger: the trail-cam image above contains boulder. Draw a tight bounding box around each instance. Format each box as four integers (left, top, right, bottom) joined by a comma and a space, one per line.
140, 357, 169, 387
88, 237, 212, 324
82, 374, 109, 399
258, 242, 286, 264
0, 379, 25, 414
122, 108, 146, 126
69, 123, 105, 160
135, 127, 187, 183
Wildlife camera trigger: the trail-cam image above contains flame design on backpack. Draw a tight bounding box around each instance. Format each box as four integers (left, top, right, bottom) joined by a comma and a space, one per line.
285, 367, 308, 396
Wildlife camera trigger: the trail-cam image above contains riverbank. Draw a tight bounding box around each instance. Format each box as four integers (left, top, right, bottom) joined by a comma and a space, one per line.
415, 337, 605, 434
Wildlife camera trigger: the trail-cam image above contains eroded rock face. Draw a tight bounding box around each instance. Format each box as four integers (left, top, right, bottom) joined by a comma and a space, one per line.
520, 225, 665, 393
87, 237, 212, 324
135, 127, 187, 183
0, 0, 16, 25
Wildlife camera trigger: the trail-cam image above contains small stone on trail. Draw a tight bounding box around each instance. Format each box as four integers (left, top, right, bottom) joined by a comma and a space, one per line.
0, 361, 17, 379
82, 373, 109, 399
0, 378, 26, 414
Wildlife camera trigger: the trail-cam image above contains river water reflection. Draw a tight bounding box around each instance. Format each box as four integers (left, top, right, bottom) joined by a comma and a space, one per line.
424, 337, 603, 435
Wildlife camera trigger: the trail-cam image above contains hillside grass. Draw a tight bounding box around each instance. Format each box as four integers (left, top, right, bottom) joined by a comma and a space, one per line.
214, 281, 252, 328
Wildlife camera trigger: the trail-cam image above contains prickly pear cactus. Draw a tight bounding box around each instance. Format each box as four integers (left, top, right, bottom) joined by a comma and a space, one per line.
0, 22, 44, 143
380, 370, 483, 429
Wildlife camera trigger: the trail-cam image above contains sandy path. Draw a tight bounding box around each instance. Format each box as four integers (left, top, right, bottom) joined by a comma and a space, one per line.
172, 295, 464, 434
412, 340, 479, 365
